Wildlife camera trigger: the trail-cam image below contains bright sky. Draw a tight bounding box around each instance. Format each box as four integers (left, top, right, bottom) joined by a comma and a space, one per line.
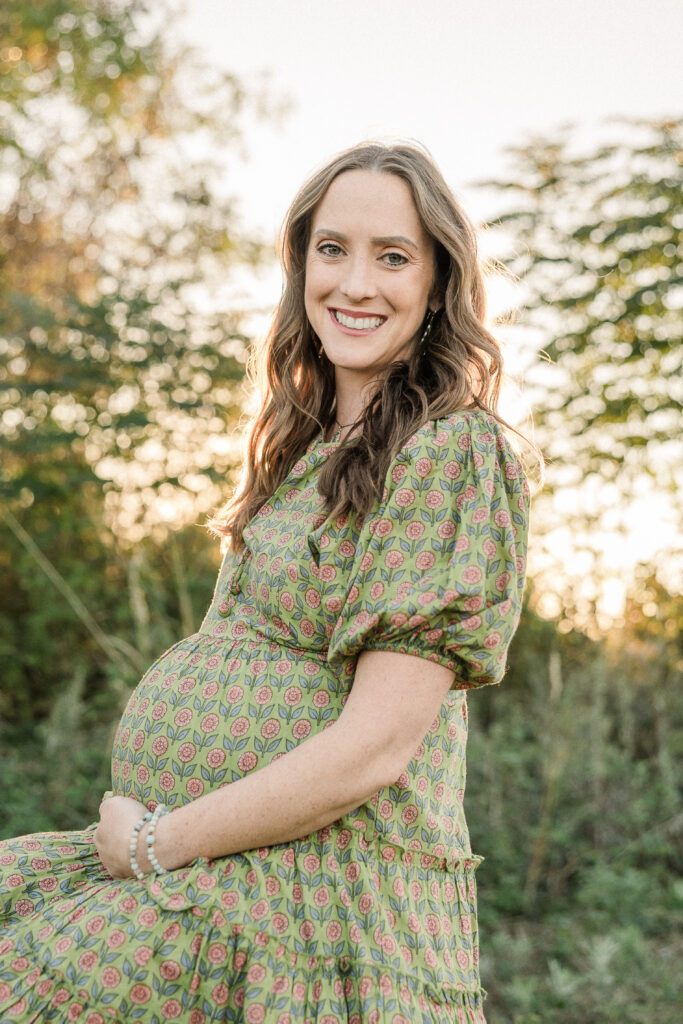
172, 0, 681, 241
166, 0, 681, 626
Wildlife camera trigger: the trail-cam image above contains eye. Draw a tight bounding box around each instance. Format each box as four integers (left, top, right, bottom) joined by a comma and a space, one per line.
317, 242, 344, 257
382, 252, 408, 267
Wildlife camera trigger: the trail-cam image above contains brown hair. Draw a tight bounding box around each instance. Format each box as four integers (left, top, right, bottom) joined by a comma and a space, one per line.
211, 140, 542, 549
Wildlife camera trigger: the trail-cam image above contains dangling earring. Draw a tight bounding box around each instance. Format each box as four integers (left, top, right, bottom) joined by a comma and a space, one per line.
419, 308, 437, 348
312, 334, 325, 365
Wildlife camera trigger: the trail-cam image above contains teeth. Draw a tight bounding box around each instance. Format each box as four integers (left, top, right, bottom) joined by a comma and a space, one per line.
334, 311, 384, 330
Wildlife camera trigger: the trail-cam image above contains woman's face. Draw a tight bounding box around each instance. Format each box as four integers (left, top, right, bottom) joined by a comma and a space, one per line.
304, 169, 437, 392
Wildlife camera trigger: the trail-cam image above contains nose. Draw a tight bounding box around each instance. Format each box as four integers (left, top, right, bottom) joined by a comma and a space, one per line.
339, 254, 378, 303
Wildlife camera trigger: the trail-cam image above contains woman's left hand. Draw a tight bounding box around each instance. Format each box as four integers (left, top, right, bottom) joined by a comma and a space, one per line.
93, 795, 152, 879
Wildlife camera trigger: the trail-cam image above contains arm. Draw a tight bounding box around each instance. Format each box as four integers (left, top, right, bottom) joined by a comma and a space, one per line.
145, 649, 455, 870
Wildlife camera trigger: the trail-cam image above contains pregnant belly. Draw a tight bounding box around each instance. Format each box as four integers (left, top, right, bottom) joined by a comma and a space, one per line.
110, 631, 341, 807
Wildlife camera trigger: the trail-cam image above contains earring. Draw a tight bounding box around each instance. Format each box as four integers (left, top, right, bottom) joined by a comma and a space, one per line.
312, 334, 325, 365
419, 308, 437, 347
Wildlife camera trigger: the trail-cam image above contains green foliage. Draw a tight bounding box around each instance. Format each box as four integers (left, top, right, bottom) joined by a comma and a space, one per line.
474, 118, 683, 634
466, 582, 683, 1022
0, 6, 680, 1022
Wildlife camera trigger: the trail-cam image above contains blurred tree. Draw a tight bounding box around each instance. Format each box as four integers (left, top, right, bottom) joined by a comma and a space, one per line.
0, 0, 281, 730
0, 0, 278, 543
473, 116, 683, 634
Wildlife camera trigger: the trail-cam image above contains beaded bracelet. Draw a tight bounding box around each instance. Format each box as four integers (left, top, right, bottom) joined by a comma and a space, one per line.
145, 803, 170, 875
129, 810, 153, 881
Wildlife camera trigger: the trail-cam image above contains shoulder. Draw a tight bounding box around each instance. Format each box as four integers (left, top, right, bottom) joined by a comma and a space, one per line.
377, 408, 529, 514
392, 409, 523, 473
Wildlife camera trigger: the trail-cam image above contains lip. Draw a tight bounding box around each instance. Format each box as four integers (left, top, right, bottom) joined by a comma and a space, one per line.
327, 307, 387, 336
330, 307, 387, 319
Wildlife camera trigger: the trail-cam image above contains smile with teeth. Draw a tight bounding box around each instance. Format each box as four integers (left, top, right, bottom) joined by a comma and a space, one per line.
332, 310, 386, 331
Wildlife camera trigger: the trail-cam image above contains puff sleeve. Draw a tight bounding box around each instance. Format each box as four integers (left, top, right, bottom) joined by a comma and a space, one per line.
326, 410, 531, 689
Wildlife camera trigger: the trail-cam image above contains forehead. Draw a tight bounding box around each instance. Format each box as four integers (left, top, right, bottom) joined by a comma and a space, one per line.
311, 169, 430, 246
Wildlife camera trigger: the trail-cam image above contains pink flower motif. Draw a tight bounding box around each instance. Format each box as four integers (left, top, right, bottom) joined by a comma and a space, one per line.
130, 984, 152, 1004
494, 509, 511, 527
230, 716, 249, 737
186, 778, 204, 797
339, 539, 356, 558
463, 614, 482, 631
314, 886, 330, 906
132, 730, 145, 751
495, 571, 511, 592
138, 908, 158, 928
133, 945, 153, 966
160, 959, 181, 980
406, 521, 425, 540
460, 913, 472, 934
425, 913, 441, 935
358, 892, 374, 914
394, 488, 415, 508
313, 690, 329, 707
199, 941, 225, 965
201, 713, 219, 733
78, 951, 98, 971
158, 771, 175, 791
247, 964, 267, 987
107, 928, 126, 949
303, 853, 320, 873
300, 619, 315, 637
207, 748, 225, 768
283, 686, 302, 706
178, 676, 196, 694
212, 982, 230, 1005
174, 709, 192, 727
462, 565, 482, 584
415, 457, 433, 478
261, 718, 280, 739
455, 535, 470, 552
407, 912, 421, 933
401, 804, 418, 825
483, 631, 502, 649
425, 489, 444, 509
299, 920, 315, 941
304, 587, 321, 608
238, 752, 258, 772
416, 551, 435, 571
374, 518, 393, 537
385, 549, 404, 569
280, 592, 295, 611
444, 460, 462, 479
327, 920, 342, 941
391, 463, 407, 483
292, 720, 311, 739
151, 701, 167, 721
101, 966, 120, 988
152, 737, 168, 756
345, 862, 360, 883
161, 999, 182, 1019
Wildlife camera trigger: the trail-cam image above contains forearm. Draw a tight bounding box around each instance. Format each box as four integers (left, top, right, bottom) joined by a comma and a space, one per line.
148, 719, 393, 869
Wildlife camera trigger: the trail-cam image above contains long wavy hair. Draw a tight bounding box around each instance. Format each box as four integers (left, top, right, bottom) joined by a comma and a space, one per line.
211, 140, 542, 550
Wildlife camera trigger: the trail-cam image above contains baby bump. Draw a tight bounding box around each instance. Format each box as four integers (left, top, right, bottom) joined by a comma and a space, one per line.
110, 633, 344, 807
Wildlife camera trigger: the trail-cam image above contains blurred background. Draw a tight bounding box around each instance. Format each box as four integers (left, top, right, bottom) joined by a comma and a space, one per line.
0, 1, 681, 1020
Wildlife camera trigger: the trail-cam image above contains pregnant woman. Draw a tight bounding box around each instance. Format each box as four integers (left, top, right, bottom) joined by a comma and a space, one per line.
1, 140, 535, 1023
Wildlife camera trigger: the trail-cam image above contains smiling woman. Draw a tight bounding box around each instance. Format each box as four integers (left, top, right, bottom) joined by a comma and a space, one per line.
305, 170, 438, 403
0, 140, 539, 1024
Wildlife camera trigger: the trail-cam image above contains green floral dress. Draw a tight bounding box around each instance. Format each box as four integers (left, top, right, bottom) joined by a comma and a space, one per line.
0, 409, 530, 1024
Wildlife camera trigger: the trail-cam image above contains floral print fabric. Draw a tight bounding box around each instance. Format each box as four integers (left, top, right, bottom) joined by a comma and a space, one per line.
0, 410, 530, 1023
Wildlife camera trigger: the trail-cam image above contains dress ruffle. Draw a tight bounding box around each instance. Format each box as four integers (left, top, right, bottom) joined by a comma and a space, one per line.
1, 826, 487, 1023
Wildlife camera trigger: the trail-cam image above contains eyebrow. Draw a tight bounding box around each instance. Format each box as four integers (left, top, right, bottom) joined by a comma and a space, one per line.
313, 228, 418, 251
